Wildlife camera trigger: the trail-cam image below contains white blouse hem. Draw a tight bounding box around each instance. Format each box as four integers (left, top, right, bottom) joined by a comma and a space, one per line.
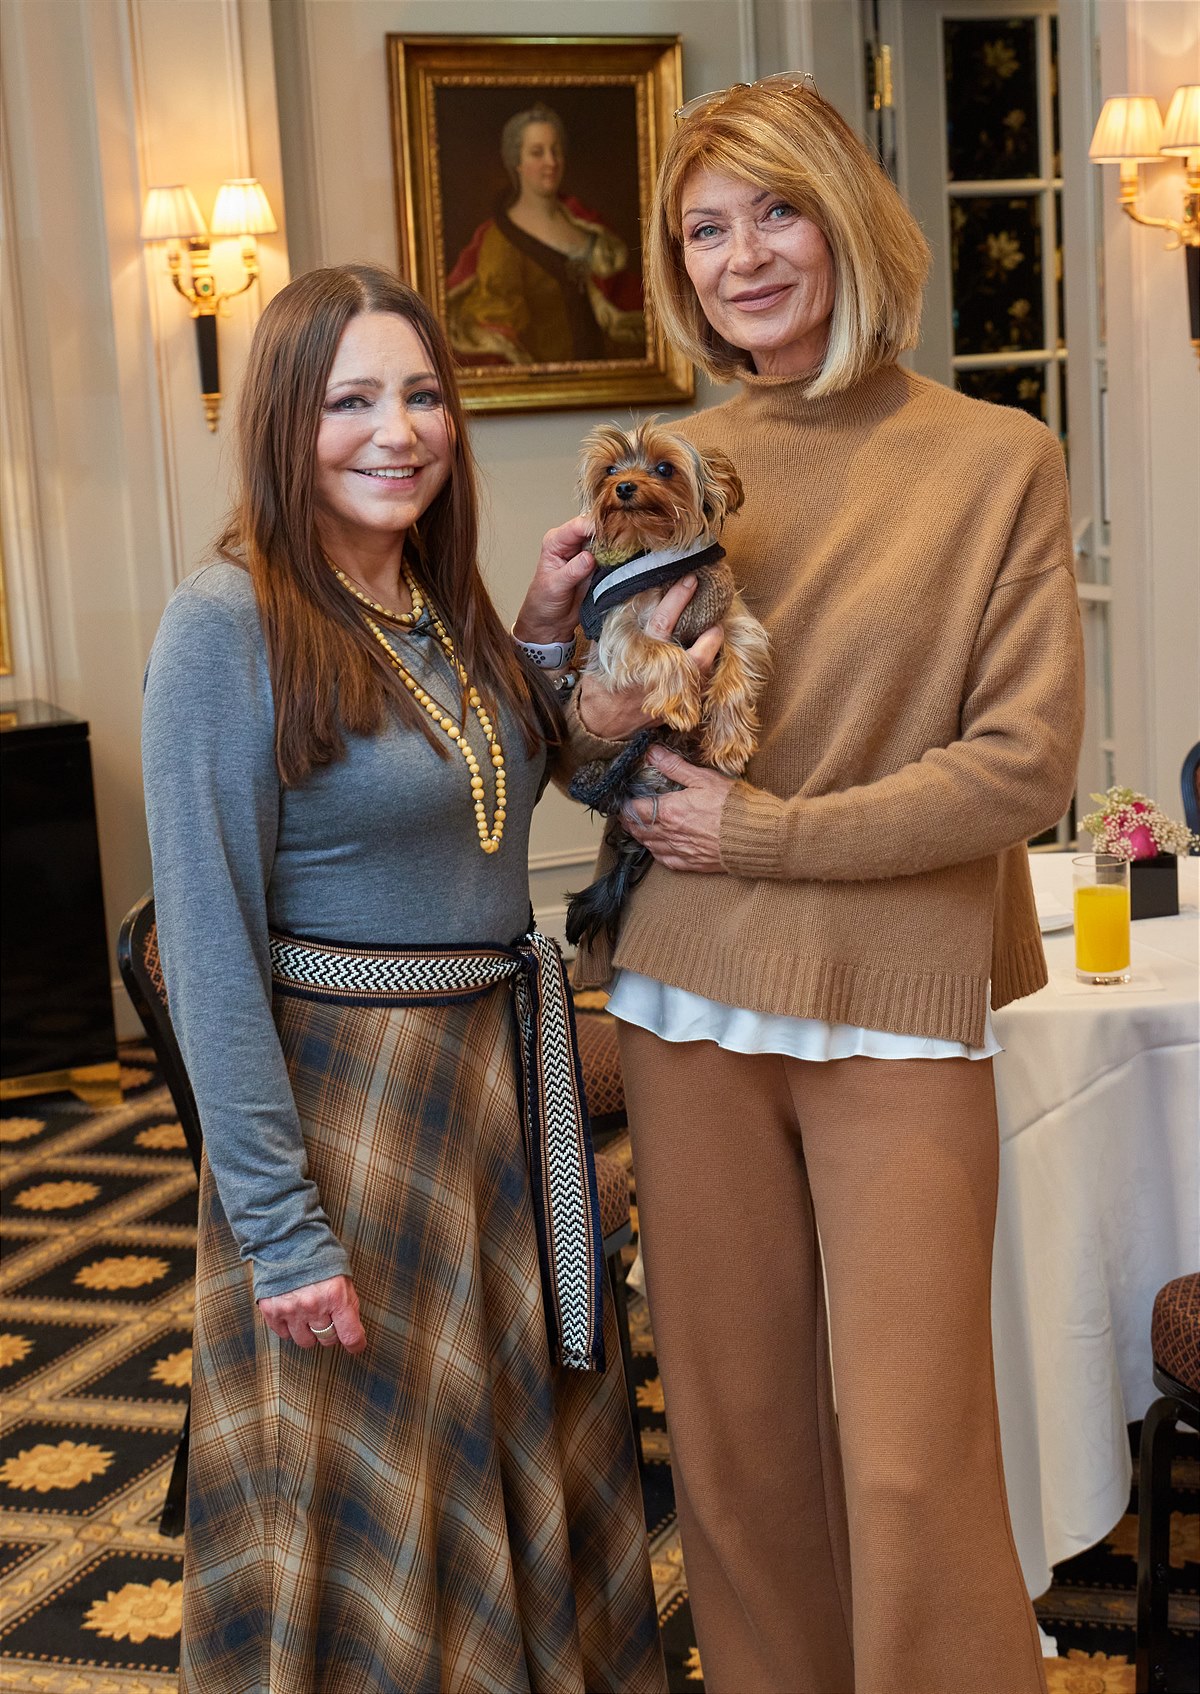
605, 970, 1003, 1062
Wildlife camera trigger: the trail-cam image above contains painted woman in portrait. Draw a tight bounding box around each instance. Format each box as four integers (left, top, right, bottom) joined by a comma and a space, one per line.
446, 103, 646, 366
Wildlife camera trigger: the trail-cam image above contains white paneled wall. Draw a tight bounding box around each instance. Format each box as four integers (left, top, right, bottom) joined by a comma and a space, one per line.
1096, 0, 1200, 813
3, 0, 166, 1038
1, 0, 288, 1035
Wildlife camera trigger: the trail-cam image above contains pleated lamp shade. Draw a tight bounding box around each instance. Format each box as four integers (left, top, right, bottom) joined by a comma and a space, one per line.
1159, 85, 1200, 156
1088, 96, 1165, 162
210, 179, 278, 237
141, 185, 208, 241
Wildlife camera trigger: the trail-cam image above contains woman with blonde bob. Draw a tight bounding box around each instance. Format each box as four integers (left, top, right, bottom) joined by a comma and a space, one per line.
523, 76, 1083, 1694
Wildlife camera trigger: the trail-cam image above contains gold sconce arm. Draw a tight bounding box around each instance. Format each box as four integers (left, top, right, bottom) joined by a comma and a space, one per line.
1116, 162, 1199, 248
215, 255, 261, 312
167, 272, 201, 310
1120, 201, 1192, 245
226, 270, 258, 299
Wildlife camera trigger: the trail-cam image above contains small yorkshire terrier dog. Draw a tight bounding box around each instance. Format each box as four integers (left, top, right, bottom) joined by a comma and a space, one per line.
566, 418, 770, 947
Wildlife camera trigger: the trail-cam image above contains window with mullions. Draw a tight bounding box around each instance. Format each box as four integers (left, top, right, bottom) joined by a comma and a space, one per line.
903, 0, 1114, 826
943, 15, 1067, 452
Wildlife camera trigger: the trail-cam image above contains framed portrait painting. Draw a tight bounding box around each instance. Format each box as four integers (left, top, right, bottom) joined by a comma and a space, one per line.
388, 34, 693, 414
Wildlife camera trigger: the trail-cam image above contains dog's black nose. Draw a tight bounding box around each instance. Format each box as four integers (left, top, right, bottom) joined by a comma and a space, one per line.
615, 480, 637, 500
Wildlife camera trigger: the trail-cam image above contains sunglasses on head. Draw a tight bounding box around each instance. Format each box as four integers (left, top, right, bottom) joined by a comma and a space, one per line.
674, 70, 819, 123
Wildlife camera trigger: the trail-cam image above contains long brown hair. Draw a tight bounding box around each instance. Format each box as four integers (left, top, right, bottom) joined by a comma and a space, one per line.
218, 263, 556, 785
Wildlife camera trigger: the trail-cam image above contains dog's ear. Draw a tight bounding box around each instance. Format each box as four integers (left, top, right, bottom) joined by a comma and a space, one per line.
577, 422, 632, 504
700, 451, 745, 526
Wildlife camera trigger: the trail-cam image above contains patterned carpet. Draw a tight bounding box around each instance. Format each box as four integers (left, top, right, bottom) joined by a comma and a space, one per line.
0, 1043, 1196, 1693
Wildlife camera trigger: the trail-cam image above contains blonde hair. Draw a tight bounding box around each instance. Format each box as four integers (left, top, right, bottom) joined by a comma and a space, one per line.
646, 85, 930, 396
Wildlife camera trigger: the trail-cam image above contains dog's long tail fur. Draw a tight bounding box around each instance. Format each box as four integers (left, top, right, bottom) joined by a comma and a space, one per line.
565, 731, 678, 948
565, 823, 654, 949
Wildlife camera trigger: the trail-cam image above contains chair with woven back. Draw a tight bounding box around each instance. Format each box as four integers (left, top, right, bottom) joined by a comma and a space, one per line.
116, 894, 201, 1535
1136, 1272, 1200, 1692
118, 893, 644, 1538
1182, 742, 1200, 842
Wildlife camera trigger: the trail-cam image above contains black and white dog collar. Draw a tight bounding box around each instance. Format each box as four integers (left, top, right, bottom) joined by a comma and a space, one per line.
579, 536, 726, 641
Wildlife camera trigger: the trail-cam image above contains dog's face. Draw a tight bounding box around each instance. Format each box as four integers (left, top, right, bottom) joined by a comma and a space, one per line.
578, 419, 744, 559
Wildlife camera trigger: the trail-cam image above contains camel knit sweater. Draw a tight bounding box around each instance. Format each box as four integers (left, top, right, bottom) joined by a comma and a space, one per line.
572, 362, 1085, 1047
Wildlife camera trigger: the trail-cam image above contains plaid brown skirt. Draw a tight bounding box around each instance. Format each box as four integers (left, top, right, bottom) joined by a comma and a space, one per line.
180, 984, 666, 1694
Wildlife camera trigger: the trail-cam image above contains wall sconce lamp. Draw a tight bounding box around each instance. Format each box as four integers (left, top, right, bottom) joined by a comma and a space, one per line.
140, 179, 278, 430
1089, 85, 1200, 363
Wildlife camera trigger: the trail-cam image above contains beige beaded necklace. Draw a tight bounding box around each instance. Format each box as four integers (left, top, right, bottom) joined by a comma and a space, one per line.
330, 561, 424, 626
354, 565, 506, 856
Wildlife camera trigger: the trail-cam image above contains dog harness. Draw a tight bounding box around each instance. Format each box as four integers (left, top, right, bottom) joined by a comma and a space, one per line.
579, 535, 726, 640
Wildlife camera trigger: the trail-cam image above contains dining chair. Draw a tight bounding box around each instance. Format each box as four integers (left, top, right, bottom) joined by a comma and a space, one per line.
593, 1150, 644, 1468
573, 996, 628, 1144
1135, 1272, 1200, 1693
118, 894, 646, 1530
116, 893, 200, 1535
1182, 743, 1200, 840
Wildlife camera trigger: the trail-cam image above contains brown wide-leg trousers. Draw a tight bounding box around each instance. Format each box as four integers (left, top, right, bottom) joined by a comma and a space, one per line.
618, 1025, 1048, 1694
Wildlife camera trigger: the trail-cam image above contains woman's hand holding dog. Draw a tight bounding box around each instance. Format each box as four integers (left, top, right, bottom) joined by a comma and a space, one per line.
621, 745, 733, 875
575, 580, 726, 741
516, 519, 726, 740
514, 517, 596, 645
258, 1274, 366, 1354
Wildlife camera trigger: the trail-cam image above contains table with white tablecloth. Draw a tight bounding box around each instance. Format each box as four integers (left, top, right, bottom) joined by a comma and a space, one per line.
991, 852, 1199, 1598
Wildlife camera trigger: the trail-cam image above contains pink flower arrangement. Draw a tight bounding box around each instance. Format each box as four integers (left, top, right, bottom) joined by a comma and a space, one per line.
1080, 786, 1197, 861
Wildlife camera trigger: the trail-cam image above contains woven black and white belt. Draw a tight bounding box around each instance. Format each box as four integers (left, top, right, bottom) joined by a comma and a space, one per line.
268, 926, 605, 1373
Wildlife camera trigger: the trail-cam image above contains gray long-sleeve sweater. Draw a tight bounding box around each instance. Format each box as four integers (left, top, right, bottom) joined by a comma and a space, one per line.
141, 561, 546, 1299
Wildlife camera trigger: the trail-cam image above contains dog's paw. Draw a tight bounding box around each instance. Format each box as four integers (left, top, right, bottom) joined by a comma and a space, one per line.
645, 680, 702, 732
701, 726, 754, 775
701, 698, 758, 774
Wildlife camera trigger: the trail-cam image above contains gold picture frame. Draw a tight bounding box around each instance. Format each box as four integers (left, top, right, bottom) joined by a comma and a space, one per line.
388, 34, 693, 415
0, 535, 12, 677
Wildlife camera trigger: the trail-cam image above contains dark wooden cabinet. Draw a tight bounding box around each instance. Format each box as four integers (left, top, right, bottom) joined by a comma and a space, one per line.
1, 700, 121, 1105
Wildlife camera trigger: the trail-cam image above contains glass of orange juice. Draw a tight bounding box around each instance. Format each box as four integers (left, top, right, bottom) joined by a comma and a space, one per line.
1073, 853, 1131, 984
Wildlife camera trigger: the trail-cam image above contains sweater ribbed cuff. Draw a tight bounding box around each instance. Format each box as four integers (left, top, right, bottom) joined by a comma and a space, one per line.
570, 929, 615, 990
566, 682, 638, 764
991, 930, 1049, 1009
719, 781, 787, 878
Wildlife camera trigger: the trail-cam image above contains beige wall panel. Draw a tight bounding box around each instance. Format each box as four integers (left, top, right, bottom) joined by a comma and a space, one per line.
1099, 0, 1200, 810
1, 0, 164, 1046
131, 0, 289, 578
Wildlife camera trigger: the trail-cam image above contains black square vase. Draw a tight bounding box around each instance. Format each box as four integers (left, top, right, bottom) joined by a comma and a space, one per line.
1130, 854, 1178, 920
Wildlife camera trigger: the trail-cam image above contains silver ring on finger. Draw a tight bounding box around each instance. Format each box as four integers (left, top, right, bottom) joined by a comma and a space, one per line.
648, 795, 659, 826
308, 1319, 336, 1336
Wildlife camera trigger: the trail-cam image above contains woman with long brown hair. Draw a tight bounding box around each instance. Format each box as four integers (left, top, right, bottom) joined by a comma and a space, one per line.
142, 263, 665, 1694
